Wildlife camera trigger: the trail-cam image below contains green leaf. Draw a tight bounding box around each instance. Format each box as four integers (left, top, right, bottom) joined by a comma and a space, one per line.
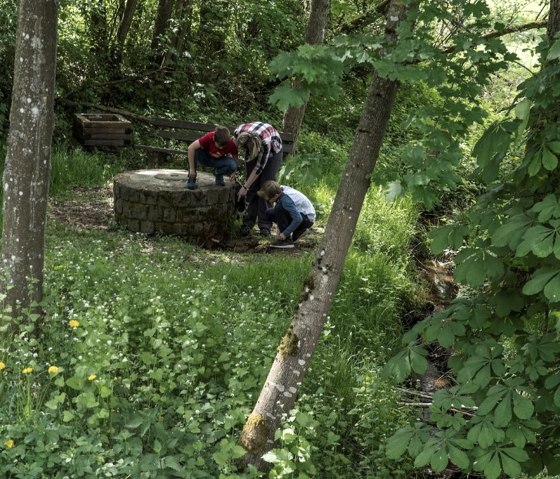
414, 444, 436, 468
522, 269, 559, 296
473, 123, 512, 168
503, 447, 529, 462
410, 347, 428, 374
542, 148, 558, 171
548, 141, 560, 154
512, 392, 534, 420
492, 216, 531, 248
386, 428, 413, 459
494, 393, 513, 427
383, 349, 411, 383
527, 150, 543, 176
543, 273, 560, 302
430, 446, 449, 472
547, 38, 560, 60
484, 452, 502, 479
269, 84, 309, 111
500, 452, 522, 477
448, 444, 470, 469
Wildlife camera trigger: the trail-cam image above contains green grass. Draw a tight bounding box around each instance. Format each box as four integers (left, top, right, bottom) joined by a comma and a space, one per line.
0, 142, 422, 478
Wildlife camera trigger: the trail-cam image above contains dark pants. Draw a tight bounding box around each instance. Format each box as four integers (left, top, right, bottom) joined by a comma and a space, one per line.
243, 150, 283, 231
195, 148, 237, 175
264, 204, 313, 241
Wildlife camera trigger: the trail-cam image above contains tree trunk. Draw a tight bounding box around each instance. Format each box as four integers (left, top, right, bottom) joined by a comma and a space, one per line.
162, 0, 193, 67
114, 0, 138, 58
282, 0, 330, 151
151, 0, 175, 65
238, 0, 411, 471
2, 0, 57, 318
548, 0, 560, 40
88, 0, 109, 59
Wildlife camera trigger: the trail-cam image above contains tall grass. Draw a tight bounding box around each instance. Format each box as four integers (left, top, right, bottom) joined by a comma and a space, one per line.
49, 147, 125, 196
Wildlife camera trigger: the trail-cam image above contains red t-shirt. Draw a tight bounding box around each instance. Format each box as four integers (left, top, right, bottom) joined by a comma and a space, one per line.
198, 132, 237, 157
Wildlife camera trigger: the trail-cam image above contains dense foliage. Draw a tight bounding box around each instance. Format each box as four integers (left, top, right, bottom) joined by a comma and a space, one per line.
385, 8, 560, 479
1, 0, 559, 477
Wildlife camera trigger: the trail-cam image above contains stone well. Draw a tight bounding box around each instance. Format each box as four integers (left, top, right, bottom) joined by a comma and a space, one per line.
113, 169, 236, 242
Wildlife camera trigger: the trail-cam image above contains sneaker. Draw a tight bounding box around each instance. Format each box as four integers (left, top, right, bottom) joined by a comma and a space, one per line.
215, 174, 225, 186
186, 176, 197, 190
259, 228, 271, 237
270, 238, 294, 249
240, 224, 252, 236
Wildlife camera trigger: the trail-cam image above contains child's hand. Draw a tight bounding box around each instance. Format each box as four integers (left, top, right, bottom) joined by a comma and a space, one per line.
277, 233, 285, 240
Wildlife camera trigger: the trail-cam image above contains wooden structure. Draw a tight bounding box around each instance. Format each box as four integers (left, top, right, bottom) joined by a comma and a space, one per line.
73, 113, 133, 147
134, 118, 294, 165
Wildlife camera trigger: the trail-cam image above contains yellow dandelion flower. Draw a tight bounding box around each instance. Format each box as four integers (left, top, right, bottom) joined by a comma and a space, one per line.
0, 361, 5, 370
22, 367, 33, 375
48, 366, 59, 374
68, 320, 80, 328
4, 439, 14, 448
88, 374, 97, 381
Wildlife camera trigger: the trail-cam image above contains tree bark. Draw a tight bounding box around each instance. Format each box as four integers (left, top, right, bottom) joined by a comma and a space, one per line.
2, 0, 57, 318
151, 0, 175, 64
548, 0, 560, 37
238, 0, 411, 471
282, 0, 330, 151
116, 0, 138, 53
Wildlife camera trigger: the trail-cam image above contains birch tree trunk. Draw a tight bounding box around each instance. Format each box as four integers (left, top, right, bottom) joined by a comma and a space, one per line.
1, 0, 57, 318
239, 0, 411, 470
282, 0, 330, 151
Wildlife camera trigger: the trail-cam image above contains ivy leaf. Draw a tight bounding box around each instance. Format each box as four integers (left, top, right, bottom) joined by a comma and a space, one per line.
522, 268, 560, 296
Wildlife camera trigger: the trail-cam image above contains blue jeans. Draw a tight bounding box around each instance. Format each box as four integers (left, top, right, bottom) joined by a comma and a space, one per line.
195, 148, 237, 176
264, 204, 313, 241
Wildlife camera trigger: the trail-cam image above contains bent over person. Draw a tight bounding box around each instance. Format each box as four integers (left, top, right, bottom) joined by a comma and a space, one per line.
234, 122, 283, 237
258, 180, 316, 249
186, 125, 237, 190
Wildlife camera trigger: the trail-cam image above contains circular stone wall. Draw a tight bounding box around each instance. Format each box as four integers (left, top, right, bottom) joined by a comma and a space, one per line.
113, 169, 236, 242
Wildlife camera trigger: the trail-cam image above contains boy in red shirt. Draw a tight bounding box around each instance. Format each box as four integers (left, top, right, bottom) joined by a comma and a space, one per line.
186, 126, 238, 189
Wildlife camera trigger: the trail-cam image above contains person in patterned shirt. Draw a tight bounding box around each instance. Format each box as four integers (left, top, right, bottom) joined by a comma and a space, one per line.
234, 122, 283, 237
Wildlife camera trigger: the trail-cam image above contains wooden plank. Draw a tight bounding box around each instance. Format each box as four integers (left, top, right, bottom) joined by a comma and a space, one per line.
83, 132, 133, 140
156, 130, 201, 142
83, 139, 129, 146
134, 144, 186, 155
145, 118, 220, 131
